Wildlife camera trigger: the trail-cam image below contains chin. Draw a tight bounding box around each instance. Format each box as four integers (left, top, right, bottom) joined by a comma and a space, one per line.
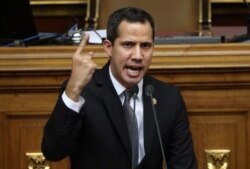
126, 79, 141, 87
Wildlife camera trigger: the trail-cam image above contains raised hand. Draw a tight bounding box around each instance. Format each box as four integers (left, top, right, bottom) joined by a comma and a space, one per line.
65, 34, 97, 101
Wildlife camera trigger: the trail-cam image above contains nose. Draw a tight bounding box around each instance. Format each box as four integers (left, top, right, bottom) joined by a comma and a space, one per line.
132, 45, 143, 60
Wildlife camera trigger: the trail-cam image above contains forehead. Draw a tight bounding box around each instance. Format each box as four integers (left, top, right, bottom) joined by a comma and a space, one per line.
117, 20, 153, 39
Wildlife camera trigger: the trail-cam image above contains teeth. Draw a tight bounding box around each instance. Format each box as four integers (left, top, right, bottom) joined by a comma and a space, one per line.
127, 68, 140, 75
126, 65, 140, 70
129, 68, 139, 71
130, 67, 138, 70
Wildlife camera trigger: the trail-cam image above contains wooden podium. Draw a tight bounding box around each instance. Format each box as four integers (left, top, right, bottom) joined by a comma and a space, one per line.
0, 43, 250, 169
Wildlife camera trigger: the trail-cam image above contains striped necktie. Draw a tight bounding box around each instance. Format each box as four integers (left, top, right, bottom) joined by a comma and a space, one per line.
123, 89, 139, 168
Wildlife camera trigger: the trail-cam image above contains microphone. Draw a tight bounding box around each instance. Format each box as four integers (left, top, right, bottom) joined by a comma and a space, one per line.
131, 85, 139, 95
67, 24, 83, 44
145, 85, 167, 169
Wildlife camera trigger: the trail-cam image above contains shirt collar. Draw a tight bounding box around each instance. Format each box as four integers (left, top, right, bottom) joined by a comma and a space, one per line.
109, 66, 143, 100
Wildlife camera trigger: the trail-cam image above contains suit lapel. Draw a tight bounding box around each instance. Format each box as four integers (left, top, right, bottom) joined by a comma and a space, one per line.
94, 62, 132, 158
94, 64, 158, 160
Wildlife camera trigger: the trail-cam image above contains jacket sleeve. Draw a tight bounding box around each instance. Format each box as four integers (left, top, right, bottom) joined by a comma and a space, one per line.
41, 83, 83, 161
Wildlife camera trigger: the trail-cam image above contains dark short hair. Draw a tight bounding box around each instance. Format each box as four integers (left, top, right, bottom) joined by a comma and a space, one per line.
106, 7, 155, 44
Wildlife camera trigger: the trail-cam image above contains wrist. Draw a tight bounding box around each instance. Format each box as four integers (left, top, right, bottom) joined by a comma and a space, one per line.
65, 84, 82, 102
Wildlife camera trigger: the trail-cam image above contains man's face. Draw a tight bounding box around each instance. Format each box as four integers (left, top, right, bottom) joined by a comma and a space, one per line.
104, 20, 154, 88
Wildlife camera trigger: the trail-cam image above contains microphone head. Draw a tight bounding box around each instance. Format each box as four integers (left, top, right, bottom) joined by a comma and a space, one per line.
145, 84, 154, 96
131, 85, 139, 95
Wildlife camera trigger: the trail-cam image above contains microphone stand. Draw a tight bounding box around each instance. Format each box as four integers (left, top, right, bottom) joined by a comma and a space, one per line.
145, 85, 167, 169
148, 92, 167, 169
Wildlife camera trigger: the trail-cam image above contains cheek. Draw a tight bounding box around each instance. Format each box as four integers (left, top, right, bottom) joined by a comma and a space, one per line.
113, 51, 130, 64
144, 53, 153, 64
111, 54, 127, 72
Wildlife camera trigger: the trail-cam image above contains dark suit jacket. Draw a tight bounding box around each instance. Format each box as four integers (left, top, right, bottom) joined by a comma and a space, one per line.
42, 62, 197, 169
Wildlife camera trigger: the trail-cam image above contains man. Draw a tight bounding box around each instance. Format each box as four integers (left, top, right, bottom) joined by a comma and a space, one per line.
41, 7, 197, 169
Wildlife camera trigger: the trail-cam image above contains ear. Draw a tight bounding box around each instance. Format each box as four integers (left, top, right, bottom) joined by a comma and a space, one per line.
103, 39, 112, 57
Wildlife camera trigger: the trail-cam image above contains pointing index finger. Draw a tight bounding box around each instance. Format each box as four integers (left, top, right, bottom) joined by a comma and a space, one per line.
76, 34, 90, 55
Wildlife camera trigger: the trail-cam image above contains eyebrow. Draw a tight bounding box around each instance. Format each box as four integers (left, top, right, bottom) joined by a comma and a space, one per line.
120, 40, 153, 44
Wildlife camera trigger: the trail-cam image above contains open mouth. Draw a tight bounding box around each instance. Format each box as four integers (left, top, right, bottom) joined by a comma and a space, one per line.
125, 65, 143, 76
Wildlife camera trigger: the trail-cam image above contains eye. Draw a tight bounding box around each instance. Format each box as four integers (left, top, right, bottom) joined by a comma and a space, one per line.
141, 42, 153, 49
122, 42, 135, 48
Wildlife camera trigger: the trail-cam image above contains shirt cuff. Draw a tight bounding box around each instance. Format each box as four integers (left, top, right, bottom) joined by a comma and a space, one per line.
62, 91, 85, 113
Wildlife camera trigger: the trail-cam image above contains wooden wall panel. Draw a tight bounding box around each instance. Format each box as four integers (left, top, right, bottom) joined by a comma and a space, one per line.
30, 0, 88, 33
98, 0, 198, 33
189, 109, 247, 169
0, 43, 250, 169
3, 111, 70, 169
27, 0, 249, 36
